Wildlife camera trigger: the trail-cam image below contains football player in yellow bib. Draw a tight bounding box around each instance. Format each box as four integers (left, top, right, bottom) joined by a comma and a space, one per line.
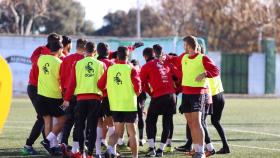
0, 55, 12, 134
37, 41, 65, 156
98, 46, 141, 158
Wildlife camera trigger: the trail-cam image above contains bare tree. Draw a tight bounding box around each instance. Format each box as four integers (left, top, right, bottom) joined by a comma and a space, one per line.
0, 0, 48, 35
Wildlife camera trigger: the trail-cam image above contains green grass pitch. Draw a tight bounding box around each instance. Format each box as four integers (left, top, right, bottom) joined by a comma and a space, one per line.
0, 97, 280, 158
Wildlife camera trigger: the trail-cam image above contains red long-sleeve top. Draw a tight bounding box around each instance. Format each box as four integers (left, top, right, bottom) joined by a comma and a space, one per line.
97, 57, 115, 97
28, 46, 51, 86
60, 53, 84, 91
140, 58, 181, 98
97, 61, 141, 96
64, 58, 107, 101
165, 52, 219, 94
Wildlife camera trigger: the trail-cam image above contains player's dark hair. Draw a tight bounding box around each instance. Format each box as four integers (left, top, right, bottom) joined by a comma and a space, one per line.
153, 44, 162, 57
46, 33, 61, 48
86, 42, 95, 54
97, 42, 109, 58
49, 41, 63, 53
183, 35, 197, 50
117, 46, 128, 61
168, 53, 177, 56
143, 47, 155, 61
76, 38, 87, 49
62, 35, 72, 47
130, 59, 139, 66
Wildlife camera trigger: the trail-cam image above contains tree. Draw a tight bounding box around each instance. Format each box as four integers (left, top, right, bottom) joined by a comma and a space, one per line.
41, 0, 90, 35
0, 0, 94, 35
0, 0, 48, 35
94, 6, 170, 37
157, 0, 195, 36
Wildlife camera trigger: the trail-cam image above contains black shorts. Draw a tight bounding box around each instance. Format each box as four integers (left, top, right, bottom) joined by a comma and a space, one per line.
180, 94, 206, 113
37, 95, 65, 117
112, 111, 138, 123
148, 93, 177, 115
27, 85, 41, 118
100, 97, 112, 118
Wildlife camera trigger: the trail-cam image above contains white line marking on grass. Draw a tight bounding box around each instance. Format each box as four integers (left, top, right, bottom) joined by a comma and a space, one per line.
213, 143, 280, 152
225, 128, 280, 138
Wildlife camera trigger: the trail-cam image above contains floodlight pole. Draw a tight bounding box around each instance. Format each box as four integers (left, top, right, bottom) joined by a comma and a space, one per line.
136, 0, 141, 39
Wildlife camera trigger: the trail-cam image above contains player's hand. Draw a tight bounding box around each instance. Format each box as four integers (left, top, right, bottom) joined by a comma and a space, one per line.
195, 73, 206, 82
133, 42, 144, 48
60, 101, 69, 111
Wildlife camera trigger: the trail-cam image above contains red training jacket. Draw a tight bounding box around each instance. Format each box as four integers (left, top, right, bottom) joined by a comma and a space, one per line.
60, 53, 84, 91
28, 46, 51, 86
140, 58, 181, 98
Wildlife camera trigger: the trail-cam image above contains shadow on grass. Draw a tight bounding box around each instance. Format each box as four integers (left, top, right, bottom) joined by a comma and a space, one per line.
0, 147, 57, 158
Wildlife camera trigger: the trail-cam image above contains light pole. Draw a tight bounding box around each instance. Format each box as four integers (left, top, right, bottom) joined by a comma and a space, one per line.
136, 0, 141, 39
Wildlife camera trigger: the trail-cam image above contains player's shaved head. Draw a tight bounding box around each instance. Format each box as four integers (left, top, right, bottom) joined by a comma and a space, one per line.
117, 46, 128, 61
86, 42, 96, 54
143, 47, 155, 61
76, 38, 87, 50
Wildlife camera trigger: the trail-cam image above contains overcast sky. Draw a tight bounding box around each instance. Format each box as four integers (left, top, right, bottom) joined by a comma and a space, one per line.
77, 0, 157, 29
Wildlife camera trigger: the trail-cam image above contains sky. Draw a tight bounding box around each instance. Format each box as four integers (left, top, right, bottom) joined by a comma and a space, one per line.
77, 0, 157, 29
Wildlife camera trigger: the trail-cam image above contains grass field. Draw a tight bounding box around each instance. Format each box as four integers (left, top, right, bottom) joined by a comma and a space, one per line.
0, 97, 280, 158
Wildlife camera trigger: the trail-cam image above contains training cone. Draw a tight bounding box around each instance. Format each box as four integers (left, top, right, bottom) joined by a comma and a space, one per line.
0, 55, 12, 134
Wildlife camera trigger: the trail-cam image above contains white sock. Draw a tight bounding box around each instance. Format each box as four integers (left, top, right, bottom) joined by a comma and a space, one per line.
159, 143, 166, 150
166, 139, 172, 145
96, 128, 102, 155
117, 138, 124, 145
57, 132, 62, 144
194, 144, 204, 153
108, 126, 115, 137
47, 132, 57, 148
107, 145, 116, 155
148, 139, 155, 148
51, 137, 59, 148
71, 141, 79, 154
206, 143, 214, 151
193, 144, 198, 152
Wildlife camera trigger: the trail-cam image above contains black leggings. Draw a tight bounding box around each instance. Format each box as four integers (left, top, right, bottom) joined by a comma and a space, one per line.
137, 99, 145, 139
75, 99, 101, 156
61, 96, 79, 144
211, 93, 229, 148
26, 85, 45, 146
168, 116, 174, 139
146, 113, 173, 144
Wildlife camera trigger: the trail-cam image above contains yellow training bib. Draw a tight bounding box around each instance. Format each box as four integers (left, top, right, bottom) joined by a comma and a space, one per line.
0, 55, 12, 134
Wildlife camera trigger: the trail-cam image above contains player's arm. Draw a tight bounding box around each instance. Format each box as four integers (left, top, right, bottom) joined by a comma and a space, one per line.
139, 65, 152, 95
97, 69, 108, 90
108, 42, 144, 59
30, 47, 43, 64
131, 67, 142, 96
62, 63, 77, 106
60, 61, 66, 93
196, 56, 220, 82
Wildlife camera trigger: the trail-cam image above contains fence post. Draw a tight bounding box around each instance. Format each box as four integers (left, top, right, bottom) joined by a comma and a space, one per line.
262, 38, 276, 94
